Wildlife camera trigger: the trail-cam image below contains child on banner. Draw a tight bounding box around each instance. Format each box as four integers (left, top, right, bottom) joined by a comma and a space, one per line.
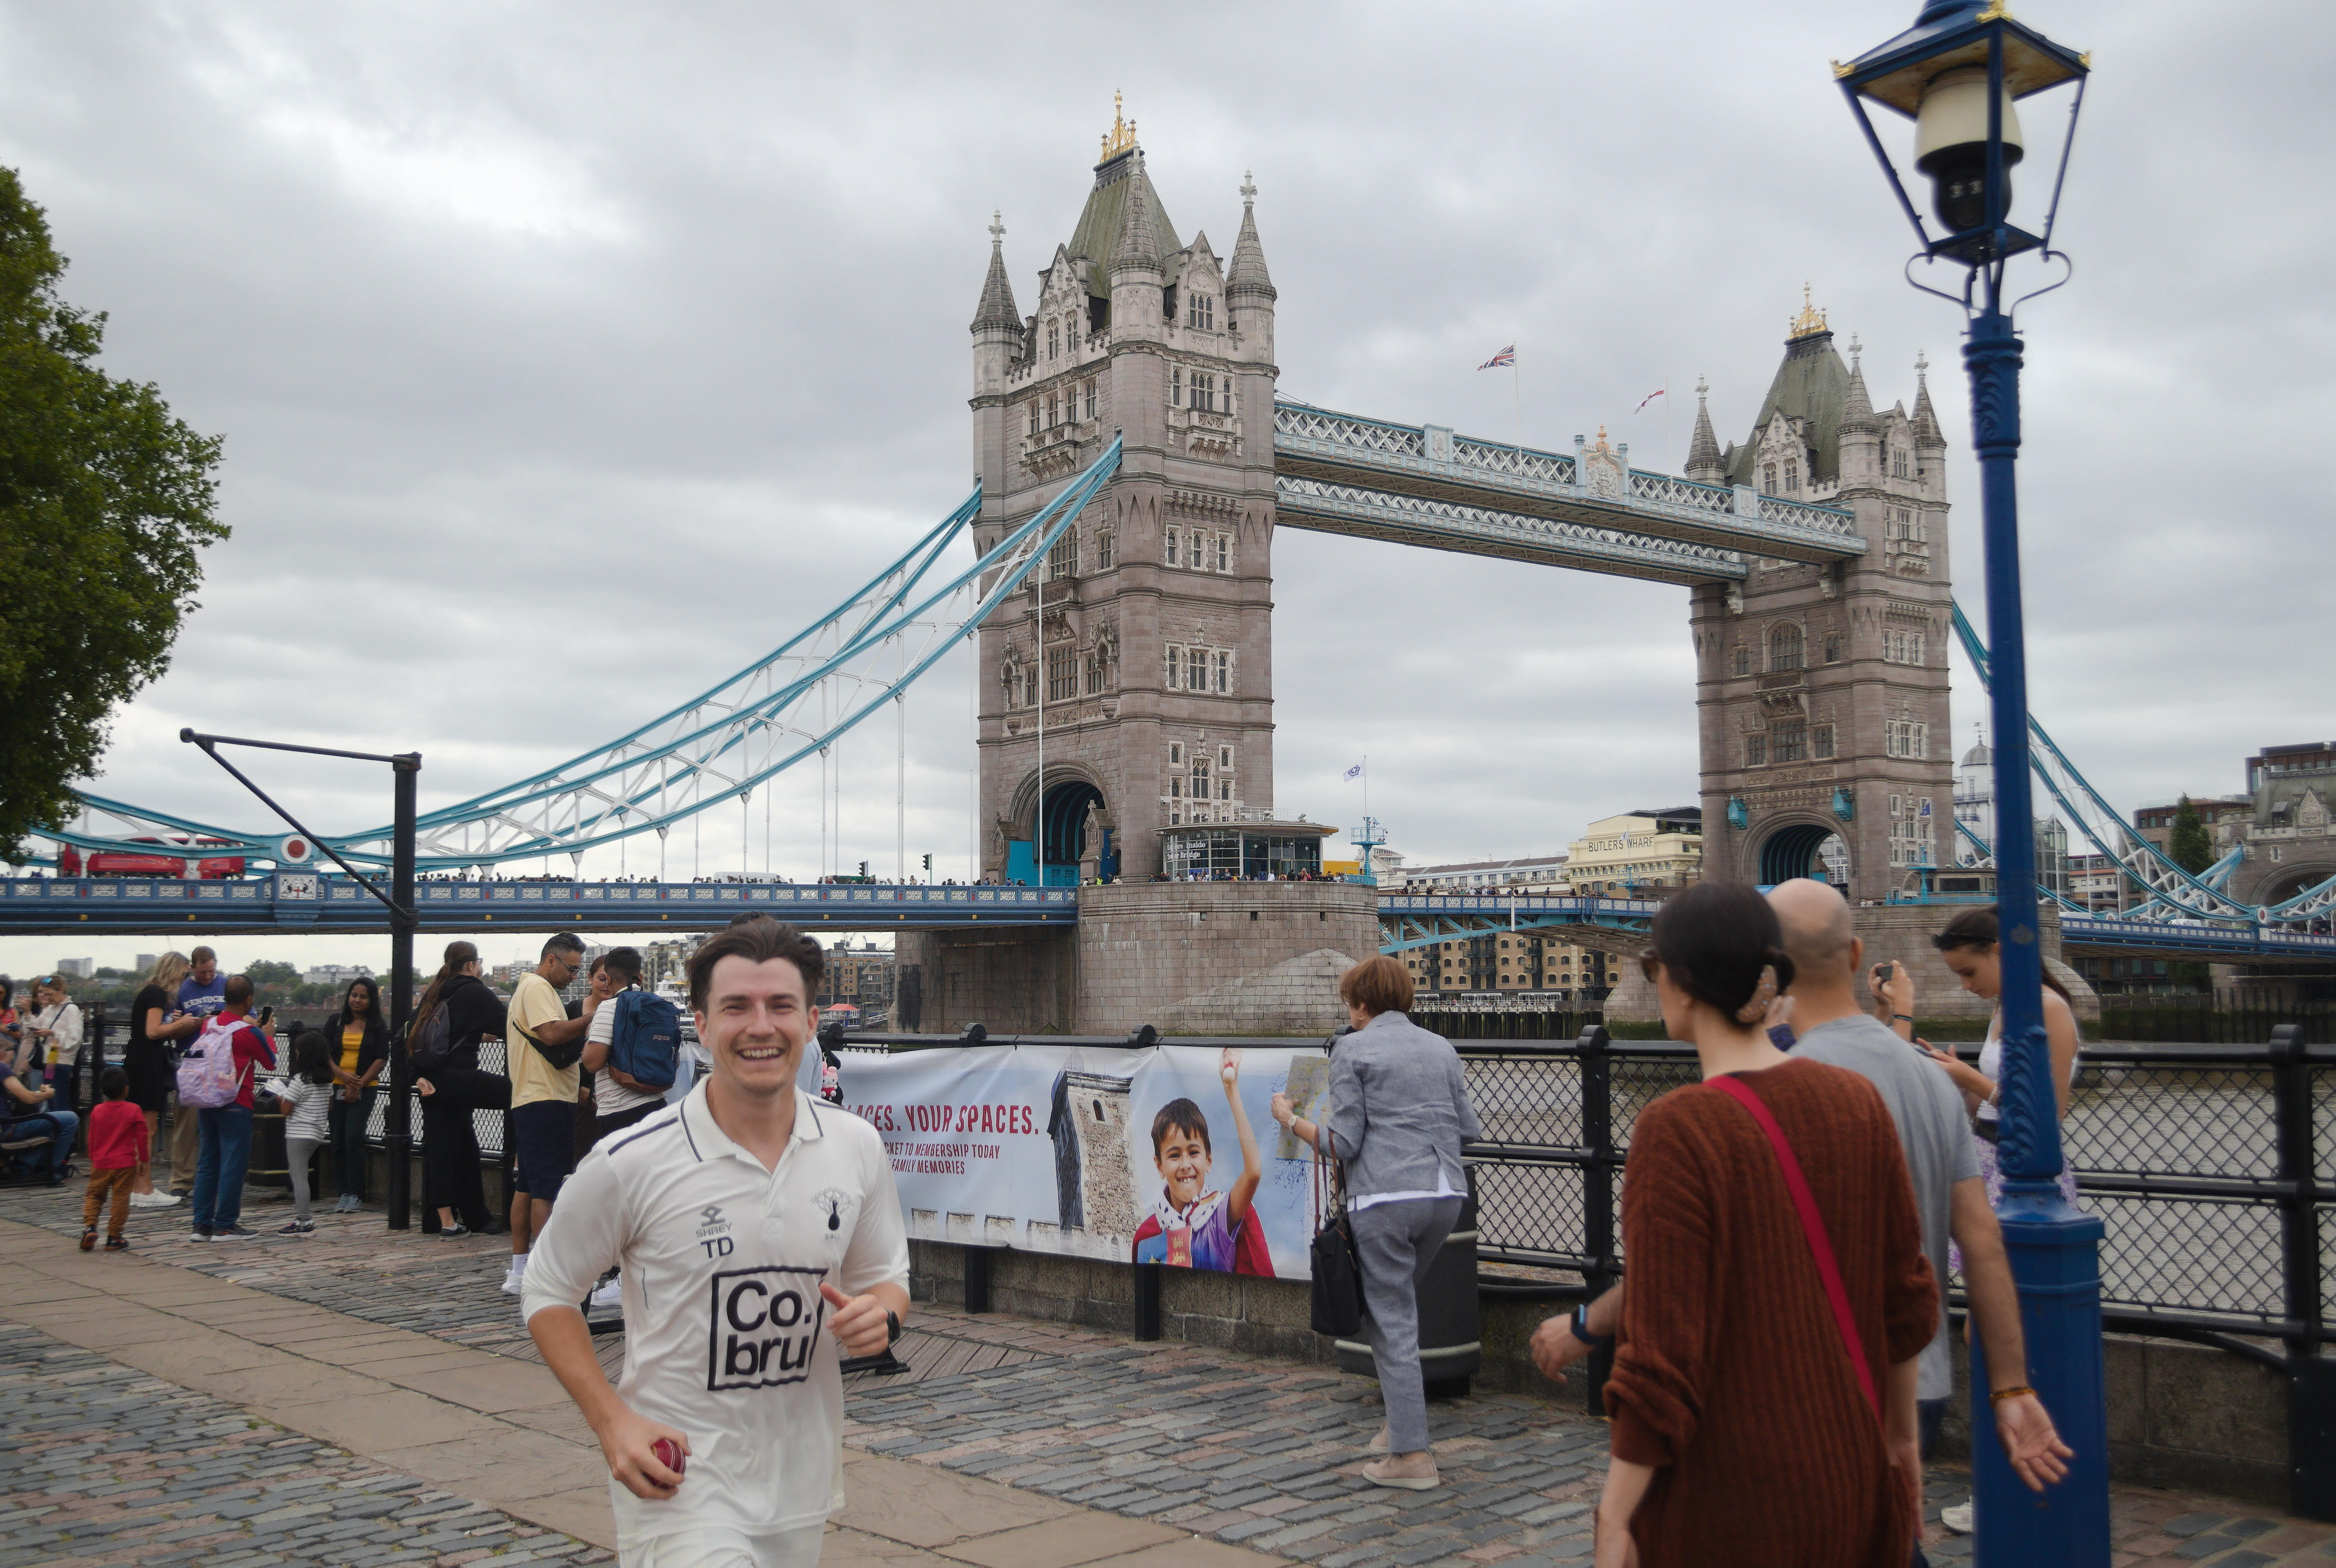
1133, 1047, 1274, 1275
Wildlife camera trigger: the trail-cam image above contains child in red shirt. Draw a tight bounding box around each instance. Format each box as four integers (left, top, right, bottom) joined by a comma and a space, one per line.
82, 1066, 144, 1252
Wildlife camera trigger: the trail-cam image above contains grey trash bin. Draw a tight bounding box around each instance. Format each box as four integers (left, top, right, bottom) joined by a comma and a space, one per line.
1334, 1162, 1483, 1398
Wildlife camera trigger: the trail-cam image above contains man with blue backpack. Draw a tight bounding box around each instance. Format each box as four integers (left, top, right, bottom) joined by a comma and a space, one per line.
577, 946, 681, 1313
581, 947, 680, 1147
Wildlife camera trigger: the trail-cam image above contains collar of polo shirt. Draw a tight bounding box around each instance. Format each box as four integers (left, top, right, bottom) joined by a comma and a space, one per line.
687, 1082, 829, 1166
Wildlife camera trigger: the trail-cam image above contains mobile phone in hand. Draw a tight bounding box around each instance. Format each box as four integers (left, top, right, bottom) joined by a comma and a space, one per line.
259, 1005, 275, 1025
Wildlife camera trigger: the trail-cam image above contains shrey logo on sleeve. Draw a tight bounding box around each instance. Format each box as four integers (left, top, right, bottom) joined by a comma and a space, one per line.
707, 1265, 830, 1390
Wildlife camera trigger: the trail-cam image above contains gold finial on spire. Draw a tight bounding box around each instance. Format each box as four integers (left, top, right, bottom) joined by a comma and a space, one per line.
1100, 91, 1138, 160
1790, 282, 1829, 338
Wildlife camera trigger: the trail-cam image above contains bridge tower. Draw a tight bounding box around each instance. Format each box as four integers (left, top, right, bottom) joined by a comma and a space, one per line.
1690, 296, 1957, 902
970, 103, 1280, 883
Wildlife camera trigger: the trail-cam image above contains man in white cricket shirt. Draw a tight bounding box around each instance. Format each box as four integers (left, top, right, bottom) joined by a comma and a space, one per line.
523, 916, 910, 1568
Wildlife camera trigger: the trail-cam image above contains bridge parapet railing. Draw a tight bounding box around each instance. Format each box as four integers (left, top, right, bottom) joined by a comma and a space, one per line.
1450, 436, 1575, 487
1457, 1028, 2335, 1357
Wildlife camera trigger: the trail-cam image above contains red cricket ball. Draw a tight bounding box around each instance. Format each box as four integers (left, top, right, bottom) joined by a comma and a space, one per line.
654, 1437, 687, 1477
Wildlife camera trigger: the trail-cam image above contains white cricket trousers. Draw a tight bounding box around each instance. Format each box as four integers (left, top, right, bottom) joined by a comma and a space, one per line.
627, 1523, 824, 1568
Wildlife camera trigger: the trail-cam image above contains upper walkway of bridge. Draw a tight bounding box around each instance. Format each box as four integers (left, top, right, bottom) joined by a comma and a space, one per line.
1271, 400, 1867, 585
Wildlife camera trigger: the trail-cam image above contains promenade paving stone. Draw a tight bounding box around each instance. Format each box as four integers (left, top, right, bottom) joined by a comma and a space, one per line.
0, 1333, 608, 1567
7, 1168, 2335, 1566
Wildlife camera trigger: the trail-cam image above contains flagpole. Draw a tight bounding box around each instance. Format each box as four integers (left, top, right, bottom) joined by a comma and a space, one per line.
1512, 356, 1523, 452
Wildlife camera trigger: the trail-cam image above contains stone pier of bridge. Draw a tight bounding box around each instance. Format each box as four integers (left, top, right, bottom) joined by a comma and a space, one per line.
896, 881, 1376, 1036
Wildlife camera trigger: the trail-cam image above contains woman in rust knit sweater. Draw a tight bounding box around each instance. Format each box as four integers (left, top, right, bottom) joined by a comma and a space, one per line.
1596, 883, 1938, 1568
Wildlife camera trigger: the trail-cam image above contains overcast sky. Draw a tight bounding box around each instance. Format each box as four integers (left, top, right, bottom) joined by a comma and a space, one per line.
3, 1, 2331, 977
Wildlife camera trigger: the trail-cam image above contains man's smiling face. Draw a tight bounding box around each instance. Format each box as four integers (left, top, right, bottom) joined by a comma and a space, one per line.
695, 954, 815, 1101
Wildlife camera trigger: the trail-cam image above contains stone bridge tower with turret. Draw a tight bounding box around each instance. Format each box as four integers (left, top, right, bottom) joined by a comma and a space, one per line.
969, 103, 1280, 884
1688, 294, 1959, 902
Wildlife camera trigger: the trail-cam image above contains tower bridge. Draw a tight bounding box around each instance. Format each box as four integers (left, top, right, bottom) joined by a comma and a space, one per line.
14, 104, 2332, 1032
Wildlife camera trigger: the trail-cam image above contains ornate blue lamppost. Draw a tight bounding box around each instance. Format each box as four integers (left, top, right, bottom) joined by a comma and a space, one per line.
1833, 5, 2102, 1564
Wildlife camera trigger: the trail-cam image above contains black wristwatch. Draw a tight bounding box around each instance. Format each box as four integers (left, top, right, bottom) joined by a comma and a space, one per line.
885, 1308, 902, 1346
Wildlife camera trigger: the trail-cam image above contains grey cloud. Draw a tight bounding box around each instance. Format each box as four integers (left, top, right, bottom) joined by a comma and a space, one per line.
0, 0, 2327, 944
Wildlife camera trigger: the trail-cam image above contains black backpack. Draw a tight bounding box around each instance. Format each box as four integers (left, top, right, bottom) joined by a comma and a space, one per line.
408, 1004, 452, 1072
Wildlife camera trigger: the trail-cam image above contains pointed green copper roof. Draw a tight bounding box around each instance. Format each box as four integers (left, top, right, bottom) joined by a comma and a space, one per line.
1066, 149, 1182, 298
1727, 327, 1851, 488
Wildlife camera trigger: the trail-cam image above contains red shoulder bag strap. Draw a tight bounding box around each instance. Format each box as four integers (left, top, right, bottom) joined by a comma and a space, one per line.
1708, 1074, 1880, 1421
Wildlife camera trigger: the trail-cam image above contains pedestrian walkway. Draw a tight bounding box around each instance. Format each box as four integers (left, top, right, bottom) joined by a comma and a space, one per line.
1, 1170, 2330, 1567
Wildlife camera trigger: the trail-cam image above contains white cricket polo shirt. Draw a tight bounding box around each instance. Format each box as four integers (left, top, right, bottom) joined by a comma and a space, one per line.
522, 1079, 908, 1550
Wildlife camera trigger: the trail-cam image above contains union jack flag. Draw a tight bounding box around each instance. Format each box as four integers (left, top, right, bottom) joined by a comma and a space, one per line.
1478, 345, 1515, 370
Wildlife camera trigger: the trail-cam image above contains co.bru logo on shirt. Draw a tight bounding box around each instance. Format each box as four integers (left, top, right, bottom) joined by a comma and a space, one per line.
706, 1264, 829, 1391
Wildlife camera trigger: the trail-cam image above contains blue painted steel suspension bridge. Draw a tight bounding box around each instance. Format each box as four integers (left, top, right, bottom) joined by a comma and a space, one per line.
8, 411, 2332, 961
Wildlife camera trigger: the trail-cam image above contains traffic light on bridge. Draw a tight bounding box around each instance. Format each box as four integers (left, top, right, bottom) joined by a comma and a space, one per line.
858, 860, 869, 878
922, 853, 932, 872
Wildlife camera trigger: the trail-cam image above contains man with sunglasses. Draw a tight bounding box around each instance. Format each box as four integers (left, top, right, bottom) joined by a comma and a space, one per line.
505, 933, 596, 1297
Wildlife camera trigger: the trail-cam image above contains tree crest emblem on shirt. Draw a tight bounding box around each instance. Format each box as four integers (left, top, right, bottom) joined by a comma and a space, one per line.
811, 1187, 851, 1233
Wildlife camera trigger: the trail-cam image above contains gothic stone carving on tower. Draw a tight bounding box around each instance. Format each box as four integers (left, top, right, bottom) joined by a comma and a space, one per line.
970, 113, 1279, 882
1690, 301, 1956, 903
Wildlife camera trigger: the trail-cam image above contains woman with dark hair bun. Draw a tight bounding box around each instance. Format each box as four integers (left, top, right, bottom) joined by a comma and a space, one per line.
1594, 882, 1937, 1568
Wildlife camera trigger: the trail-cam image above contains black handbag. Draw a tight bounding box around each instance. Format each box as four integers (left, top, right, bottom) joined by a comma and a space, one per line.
1310, 1209, 1363, 1336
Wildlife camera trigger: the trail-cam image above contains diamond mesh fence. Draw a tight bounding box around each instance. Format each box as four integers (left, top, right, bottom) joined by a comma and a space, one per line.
1462, 1040, 2332, 1334
2063, 1062, 2275, 1179
363, 1035, 511, 1159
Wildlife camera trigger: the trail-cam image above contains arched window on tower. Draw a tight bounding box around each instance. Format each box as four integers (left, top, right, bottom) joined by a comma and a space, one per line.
1164, 527, 1180, 567
1083, 379, 1096, 420
1095, 528, 1114, 571
1047, 320, 1059, 359
1783, 461, 1799, 493
1732, 646, 1752, 678
1028, 402, 1038, 437
1769, 624, 1804, 672
1762, 462, 1777, 492
1170, 366, 1183, 407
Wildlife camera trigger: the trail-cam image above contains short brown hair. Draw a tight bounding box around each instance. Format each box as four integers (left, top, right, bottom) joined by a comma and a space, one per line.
686, 917, 824, 1011
1339, 954, 1414, 1018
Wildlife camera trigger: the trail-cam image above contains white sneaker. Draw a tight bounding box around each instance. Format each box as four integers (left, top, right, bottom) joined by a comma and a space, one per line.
1940, 1502, 1974, 1534
500, 1269, 525, 1296
590, 1278, 624, 1312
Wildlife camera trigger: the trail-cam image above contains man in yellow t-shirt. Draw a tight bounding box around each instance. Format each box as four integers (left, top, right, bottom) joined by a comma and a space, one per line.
504, 932, 594, 1297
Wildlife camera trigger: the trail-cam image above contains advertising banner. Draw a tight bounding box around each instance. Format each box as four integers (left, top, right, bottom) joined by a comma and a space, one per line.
835, 1044, 1335, 1281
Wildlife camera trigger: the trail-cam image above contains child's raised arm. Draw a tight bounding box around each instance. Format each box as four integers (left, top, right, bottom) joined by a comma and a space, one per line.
1219, 1048, 1263, 1224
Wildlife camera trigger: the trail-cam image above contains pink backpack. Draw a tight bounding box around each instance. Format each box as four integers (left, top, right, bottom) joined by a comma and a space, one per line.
176, 1017, 251, 1109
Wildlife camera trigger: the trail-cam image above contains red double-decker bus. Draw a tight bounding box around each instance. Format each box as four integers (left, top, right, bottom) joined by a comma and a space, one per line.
78, 837, 247, 879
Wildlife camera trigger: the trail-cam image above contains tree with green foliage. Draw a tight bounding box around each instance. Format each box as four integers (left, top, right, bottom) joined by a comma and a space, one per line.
0, 166, 226, 857
2167, 794, 2215, 875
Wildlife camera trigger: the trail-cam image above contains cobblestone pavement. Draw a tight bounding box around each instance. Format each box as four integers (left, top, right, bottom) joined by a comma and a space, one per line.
5, 1172, 2331, 1566
0, 1331, 608, 1568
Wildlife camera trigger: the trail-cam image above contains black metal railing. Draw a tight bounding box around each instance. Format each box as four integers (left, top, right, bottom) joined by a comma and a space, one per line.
1457, 1025, 2333, 1362
79, 1017, 513, 1165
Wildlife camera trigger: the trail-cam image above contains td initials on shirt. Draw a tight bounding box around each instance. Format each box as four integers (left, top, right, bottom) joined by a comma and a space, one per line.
707, 1265, 830, 1391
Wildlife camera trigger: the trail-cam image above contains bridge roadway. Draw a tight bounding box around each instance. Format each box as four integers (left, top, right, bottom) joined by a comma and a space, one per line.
0, 875, 1077, 935
6, 876, 2330, 964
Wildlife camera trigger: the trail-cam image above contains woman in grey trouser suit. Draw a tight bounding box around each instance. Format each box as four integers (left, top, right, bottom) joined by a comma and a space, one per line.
1274, 955, 1481, 1490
